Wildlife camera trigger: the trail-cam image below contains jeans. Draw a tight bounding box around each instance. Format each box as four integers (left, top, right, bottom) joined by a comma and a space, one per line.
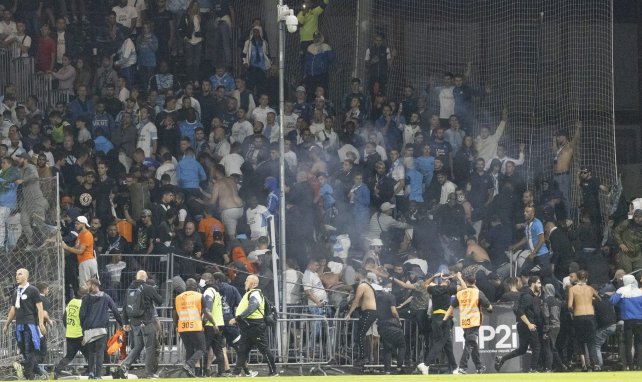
623, 319, 642, 369
184, 41, 203, 80
55, 337, 86, 373
501, 323, 542, 371
86, 336, 107, 378
16, 325, 39, 379
307, 305, 331, 342
554, 172, 571, 218
426, 315, 457, 370
459, 327, 482, 370
215, 17, 232, 68
379, 323, 406, 372
122, 323, 158, 377
592, 324, 616, 366
180, 331, 206, 368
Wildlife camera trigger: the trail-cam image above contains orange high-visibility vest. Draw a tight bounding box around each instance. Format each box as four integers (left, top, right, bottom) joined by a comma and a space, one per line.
175, 291, 203, 333
457, 287, 481, 329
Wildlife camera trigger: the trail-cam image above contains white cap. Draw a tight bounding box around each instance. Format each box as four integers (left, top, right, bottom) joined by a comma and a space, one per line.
370, 238, 383, 247
76, 216, 90, 227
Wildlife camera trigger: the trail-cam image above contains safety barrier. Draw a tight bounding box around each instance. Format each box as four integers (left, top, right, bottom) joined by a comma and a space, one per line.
0, 49, 10, 92
97, 253, 173, 308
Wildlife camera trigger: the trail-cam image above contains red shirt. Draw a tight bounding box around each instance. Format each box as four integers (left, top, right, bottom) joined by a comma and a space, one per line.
36, 36, 56, 72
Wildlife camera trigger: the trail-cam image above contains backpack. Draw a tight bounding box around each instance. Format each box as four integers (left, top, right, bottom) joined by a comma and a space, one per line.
257, 290, 278, 326
125, 284, 146, 319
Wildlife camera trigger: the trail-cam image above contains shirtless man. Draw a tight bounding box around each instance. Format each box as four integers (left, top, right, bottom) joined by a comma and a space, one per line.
210, 164, 244, 241
553, 120, 581, 218
567, 270, 599, 370
466, 237, 491, 265
345, 268, 378, 366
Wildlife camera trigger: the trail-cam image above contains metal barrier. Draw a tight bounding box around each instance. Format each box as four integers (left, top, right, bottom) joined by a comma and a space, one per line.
10, 57, 35, 102
0, 49, 10, 92
97, 253, 172, 308
34, 72, 70, 111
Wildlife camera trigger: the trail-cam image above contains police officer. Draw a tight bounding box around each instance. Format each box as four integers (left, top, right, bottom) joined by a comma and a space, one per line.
54, 287, 88, 378
228, 275, 278, 377
174, 278, 211, 378
444, 271, 493, 374
201, 273, 229, 377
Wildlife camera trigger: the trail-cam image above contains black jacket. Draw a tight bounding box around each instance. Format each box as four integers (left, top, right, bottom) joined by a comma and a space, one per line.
515, 286, 544, 327
122, 279, 163, 325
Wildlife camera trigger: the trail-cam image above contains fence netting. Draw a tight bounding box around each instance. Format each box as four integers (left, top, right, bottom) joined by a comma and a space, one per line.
0, 176, 63, 367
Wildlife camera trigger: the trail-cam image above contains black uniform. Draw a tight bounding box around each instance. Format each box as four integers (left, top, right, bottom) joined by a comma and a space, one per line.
375, 289, 406, 373
498, 286, 544, 371
426, 283, 458, 371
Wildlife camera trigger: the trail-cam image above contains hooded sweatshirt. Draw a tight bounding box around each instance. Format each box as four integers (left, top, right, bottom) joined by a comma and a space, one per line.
542, 284, 561, 331
610, 274, 642, 320
80, 291, 123, 331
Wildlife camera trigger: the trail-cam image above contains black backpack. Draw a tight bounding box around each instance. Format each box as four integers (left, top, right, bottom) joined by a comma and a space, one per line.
257, 290, 278, 326
125, 284, 146, 319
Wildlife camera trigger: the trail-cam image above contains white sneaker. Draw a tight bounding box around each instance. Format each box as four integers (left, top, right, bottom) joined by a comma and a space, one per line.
248, 370, 259, 378
453, 368, 467, 374
416, 363, 429, 375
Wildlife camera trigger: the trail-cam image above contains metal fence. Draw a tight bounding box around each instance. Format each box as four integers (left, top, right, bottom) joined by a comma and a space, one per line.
97, 253, 173, 308
0, 49, 70, 110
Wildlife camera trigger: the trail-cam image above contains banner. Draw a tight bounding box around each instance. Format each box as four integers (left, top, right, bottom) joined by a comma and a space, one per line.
452, 304, 530, 373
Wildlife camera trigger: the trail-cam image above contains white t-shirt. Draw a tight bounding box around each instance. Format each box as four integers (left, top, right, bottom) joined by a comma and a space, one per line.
56, 31, 65, 64
6, 34, 31, 58
439, 180, 457, 204
285, 269, 303, 305
439, 86, 455, 119
230, 120, 253, 144
0, 21, 17, 38
106, 261, 127, 283
219, 153, 244, 176
137, 121, 158, 158
128, 0, 147, 28
281, 113, 298, 136
246, 204, 271, 240
302, 269, 328, 306
251, 106, 275, 127
113, 5, 138, 30
156, 162, 177, 184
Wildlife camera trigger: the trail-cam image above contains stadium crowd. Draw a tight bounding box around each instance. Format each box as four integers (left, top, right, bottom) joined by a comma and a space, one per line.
1, 0, 642, 379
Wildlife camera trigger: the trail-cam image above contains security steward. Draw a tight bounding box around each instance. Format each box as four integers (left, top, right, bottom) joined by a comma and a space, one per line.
424, 273, 458, 374
229, 275, 278, 377
54, 287, 88, 378
201, 273, 228, 377
444, 271, 493, 374
174, 279, 212, 378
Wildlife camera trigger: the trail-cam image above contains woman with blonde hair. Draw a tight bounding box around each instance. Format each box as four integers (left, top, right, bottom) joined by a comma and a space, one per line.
178, 1, 203, 82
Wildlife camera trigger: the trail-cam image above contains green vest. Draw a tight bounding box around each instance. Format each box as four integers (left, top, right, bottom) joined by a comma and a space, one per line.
65, 298, 83, 338
235, 289, 264, 320
203, 287, 225, 327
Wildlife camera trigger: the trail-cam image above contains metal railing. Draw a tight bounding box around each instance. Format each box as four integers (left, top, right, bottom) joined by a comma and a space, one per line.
97, 253, 172, 307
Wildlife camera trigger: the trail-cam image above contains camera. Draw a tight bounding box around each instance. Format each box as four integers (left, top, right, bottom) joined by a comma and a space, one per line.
285, 14, 298, 33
